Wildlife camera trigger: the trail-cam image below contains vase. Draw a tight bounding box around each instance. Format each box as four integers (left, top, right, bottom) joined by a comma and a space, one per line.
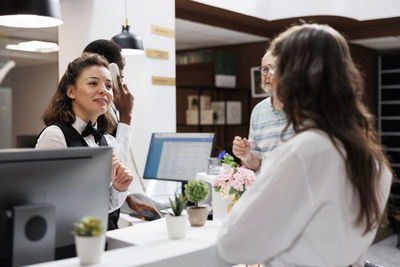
221, 163, 232, 173
75, 234, 105, 265
227, 196, 239, 213
165, 213, 187, 240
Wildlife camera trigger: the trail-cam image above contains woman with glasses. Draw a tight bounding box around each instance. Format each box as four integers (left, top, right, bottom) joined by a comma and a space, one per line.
218, 24, 392, 266
232, 51, 293, 172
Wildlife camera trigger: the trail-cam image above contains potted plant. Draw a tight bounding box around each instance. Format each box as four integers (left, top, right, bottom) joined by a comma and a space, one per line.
218, 150, 239, 173
185, 180, 210, 226
72, 216, 105, 265
213, 165, 255, 213
166, 193, 188, 240
214, 51, 237, 88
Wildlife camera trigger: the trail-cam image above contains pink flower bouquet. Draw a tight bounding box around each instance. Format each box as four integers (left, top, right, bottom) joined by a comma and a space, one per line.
212, 166, 255, 201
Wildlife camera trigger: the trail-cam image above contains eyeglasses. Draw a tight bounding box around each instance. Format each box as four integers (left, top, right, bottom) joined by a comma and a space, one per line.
259, 65, 275, 75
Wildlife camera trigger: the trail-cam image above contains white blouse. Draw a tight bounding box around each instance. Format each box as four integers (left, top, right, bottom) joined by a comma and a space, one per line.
217, 129, 392, 267
35, 116, 132, 213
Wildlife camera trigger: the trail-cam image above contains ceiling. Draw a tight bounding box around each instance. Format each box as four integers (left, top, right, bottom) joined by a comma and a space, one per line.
0, 26, 58, 66
0, 1, 399, 66
175, 18, 268, 50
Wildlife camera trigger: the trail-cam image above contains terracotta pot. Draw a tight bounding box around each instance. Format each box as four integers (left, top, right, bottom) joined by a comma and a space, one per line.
187, 206, 208, 226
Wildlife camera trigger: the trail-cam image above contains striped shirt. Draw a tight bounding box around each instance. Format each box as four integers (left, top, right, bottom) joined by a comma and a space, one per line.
248, 97, 293, 164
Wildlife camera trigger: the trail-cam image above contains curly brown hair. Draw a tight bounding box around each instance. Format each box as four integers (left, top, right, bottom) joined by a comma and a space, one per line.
42, 54, 116, 134
269, 24, 392, 234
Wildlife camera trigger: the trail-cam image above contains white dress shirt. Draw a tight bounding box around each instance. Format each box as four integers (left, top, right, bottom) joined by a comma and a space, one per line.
35, 116, 132, 213
217, 129, 392, 267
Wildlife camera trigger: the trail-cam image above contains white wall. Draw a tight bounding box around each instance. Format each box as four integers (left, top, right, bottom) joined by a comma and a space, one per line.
0, 87, 12, 148
59, 0, 176, 195
192, 0, 400, 21
11, 63, 58, 146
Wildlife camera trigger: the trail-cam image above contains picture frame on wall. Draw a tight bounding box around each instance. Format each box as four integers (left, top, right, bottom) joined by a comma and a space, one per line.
250, 66, 270, 98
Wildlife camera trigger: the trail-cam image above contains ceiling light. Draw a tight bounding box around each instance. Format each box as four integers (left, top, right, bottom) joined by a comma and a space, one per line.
112, 0, 144, 54
6, 40, 59, 53
0, 0, 63, 28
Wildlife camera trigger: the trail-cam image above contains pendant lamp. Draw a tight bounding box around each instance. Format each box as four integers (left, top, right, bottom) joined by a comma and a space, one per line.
112, 0, 144, 55
0, 0, 63, 28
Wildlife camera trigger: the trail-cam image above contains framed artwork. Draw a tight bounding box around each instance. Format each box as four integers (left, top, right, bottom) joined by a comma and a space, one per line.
250, 66, 269, 98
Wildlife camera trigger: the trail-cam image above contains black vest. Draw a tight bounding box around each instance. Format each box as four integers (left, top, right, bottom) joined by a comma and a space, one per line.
47, 123, 120, 231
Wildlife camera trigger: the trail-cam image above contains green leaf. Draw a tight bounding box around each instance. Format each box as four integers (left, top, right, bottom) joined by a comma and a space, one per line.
169, 193, 187, 216
71, 216, 104, 237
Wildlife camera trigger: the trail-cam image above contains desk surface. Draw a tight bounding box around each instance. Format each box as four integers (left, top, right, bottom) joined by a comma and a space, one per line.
28, 219, 230, 267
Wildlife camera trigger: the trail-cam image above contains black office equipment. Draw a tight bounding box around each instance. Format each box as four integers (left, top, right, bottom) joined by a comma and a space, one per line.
0, 147, 111, 267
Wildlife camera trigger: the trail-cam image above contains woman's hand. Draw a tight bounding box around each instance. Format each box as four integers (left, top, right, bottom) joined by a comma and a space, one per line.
113, 74, 134, 125
126, 195, 161, 220
111, 153, 133, 192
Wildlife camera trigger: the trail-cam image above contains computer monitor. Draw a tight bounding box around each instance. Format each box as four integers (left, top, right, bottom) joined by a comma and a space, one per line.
0, 147, 112, 267
143, 133, 214, 182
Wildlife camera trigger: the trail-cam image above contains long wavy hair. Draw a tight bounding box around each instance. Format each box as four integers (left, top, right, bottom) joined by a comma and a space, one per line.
269, 24, 391, 233
42, 54, 115, 134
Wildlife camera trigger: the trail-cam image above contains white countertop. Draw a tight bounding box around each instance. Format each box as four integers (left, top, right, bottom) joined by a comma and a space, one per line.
28, 219, 230, 267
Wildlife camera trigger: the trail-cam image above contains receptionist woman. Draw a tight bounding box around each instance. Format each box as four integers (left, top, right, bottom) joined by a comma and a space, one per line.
35, 54, 133, 230
217, 24, 392, 266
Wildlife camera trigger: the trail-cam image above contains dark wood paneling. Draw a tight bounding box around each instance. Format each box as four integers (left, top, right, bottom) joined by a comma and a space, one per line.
176, 41, 378, 153
349, 43, 378, 117
176, 0, 400, 40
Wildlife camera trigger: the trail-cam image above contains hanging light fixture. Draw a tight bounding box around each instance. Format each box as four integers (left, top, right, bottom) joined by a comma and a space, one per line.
0, 0, 63, 28
112, 0, 144, 55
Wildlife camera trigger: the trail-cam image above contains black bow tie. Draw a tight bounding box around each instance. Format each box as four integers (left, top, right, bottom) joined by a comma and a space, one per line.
81, 121, 104, 144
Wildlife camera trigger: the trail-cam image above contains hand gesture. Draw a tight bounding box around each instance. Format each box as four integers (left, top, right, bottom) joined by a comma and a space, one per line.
113, 74, 134, 125
232, 136, 251, 160
126, 195, 161, 221
111, 153, 133, 192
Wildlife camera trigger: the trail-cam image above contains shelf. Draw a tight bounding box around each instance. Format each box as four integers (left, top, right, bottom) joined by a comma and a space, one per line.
383, 148, 400, 152
380, 116, 400, 120
381, 132, 400, 136
177, 85, 250, 92
177, 124, 248, 127
381, 100, 400, 105
379, 55, 400, 177
381, 85, 400, 89
382, 69, 400, 74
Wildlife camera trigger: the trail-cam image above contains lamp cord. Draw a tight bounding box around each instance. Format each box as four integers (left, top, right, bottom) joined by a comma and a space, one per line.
124, 0, 128, 27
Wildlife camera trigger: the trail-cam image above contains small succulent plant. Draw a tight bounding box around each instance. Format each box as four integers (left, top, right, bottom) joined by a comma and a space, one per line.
169, 193, 188, 216
72, 216, 104, 237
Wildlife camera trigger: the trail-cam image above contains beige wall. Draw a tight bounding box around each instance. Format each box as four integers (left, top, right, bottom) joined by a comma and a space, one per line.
11, 63, 58, 146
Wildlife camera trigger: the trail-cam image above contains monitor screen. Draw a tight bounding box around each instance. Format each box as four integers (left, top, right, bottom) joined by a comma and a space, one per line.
143, 133, 214, 181
0, 147, 112, 266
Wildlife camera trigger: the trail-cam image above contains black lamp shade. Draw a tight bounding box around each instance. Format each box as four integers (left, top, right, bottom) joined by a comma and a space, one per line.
0, 0, 62, 28
112, 25, 144, 51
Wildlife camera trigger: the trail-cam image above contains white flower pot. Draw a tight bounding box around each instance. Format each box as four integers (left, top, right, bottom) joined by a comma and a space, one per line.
75, 235, 105, 265
212, 189, 229, 220
165, 214, 187, 240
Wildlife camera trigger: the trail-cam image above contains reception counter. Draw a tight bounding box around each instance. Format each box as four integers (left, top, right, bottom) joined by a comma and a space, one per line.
28, 219, 230, 267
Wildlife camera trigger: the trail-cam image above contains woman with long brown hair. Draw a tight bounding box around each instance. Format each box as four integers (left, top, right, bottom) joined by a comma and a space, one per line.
217, 24, 392, 266
36, 54, 133, 230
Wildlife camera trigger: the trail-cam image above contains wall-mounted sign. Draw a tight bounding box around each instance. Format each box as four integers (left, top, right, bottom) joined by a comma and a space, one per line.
151, 25, 175, 38
152, 76, 176, 86
146, 48, 169, 60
